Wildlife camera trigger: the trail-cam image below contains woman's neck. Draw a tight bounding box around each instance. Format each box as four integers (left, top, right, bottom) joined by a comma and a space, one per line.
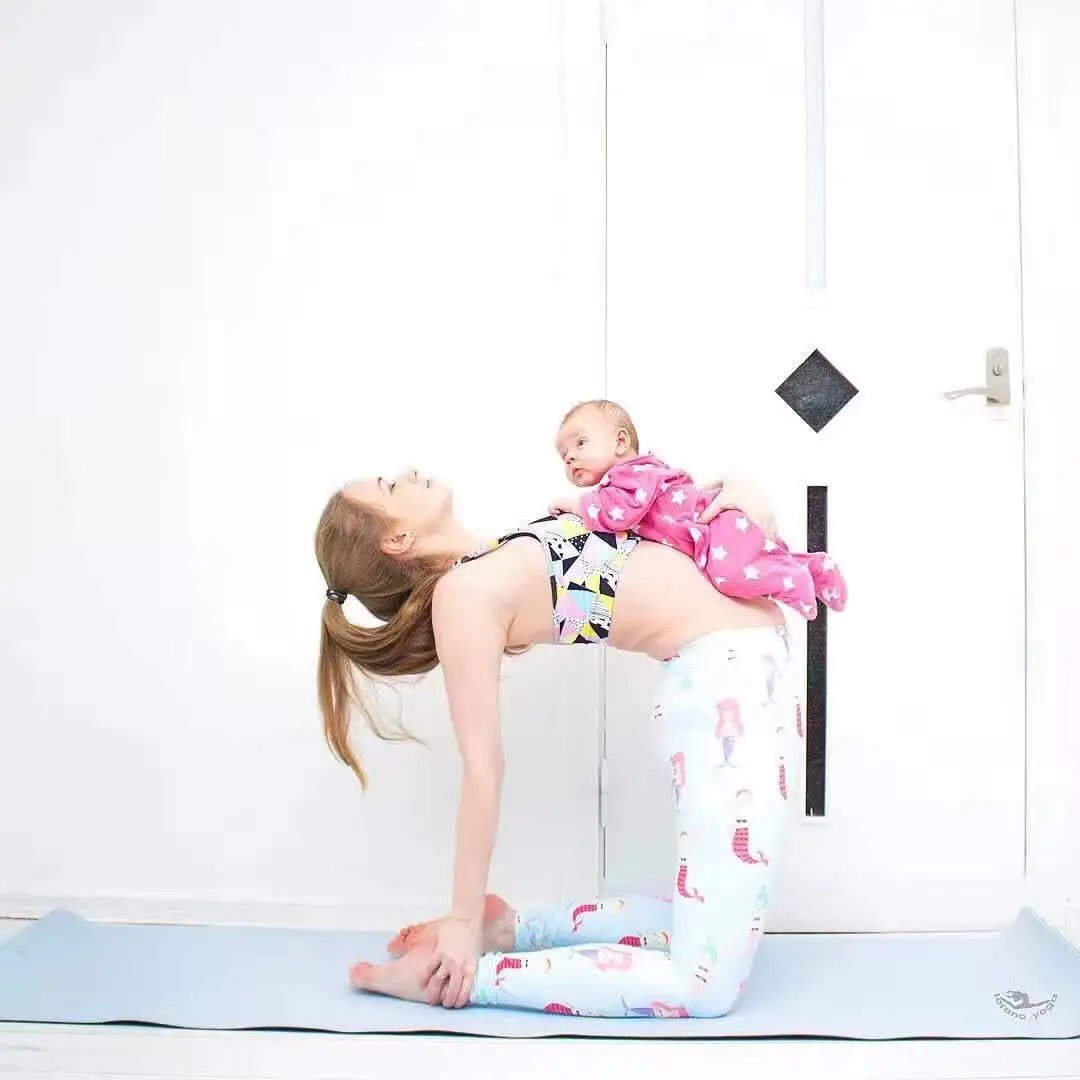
420, 522, 487, 563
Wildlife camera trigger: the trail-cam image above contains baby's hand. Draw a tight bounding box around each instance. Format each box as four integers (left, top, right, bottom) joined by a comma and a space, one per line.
549, 495, 580, 517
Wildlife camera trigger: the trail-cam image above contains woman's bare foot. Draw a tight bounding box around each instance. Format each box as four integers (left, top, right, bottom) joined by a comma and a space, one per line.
386, 893, 516, 957
349, 947, 437, 1003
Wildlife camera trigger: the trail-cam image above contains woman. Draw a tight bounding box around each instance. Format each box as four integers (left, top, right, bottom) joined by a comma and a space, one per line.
315, 467, 799, 1019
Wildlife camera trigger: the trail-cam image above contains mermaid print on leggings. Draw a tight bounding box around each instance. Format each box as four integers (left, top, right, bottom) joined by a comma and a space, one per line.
468, 627, 795, 1018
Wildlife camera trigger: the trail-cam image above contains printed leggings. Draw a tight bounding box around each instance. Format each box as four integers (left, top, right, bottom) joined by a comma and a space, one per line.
469, 625, 801, 1018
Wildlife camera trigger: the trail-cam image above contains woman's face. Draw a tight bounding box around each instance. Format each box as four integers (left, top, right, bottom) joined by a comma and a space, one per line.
342, 468, 452, 545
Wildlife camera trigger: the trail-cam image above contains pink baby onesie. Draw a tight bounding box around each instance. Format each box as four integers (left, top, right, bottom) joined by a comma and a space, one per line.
578, 455, 846, 620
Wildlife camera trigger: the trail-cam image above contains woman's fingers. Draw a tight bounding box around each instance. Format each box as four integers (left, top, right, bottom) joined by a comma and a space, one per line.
441, 968, 465, 1008
751, 505, 778, 538
422, 958, 448, 1005
440, 963, 476, 1008
451, 966, 475, 1009
698, 491, 727, 524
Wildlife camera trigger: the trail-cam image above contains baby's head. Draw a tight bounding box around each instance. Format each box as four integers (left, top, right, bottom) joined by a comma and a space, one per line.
556, 399, 640, 487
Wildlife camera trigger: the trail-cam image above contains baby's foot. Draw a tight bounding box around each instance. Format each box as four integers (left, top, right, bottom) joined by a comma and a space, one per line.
387, 893, 516, 956
809, 554, 847, 612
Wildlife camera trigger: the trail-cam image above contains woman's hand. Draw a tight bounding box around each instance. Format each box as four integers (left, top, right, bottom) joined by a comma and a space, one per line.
699, 474, 778, 538
424, 915, 482, 1008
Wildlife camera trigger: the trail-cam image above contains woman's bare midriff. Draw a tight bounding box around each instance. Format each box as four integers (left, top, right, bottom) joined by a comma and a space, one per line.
480, 535, 783, 661
607, 539, 783, 660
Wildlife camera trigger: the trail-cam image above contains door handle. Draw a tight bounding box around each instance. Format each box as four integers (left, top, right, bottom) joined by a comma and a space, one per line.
943, 348, 1011, 405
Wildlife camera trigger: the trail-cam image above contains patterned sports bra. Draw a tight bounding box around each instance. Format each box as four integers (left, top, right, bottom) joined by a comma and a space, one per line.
456, 514, 640, 644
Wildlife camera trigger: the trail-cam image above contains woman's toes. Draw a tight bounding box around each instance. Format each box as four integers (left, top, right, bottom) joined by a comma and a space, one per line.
350, 953, 435, 1004
349, 961, 375, 990
386, 931, 409, 956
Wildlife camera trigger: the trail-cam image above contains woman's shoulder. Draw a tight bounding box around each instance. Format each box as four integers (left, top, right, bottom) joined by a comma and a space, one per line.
437, 533, 541, 600
433, 538, 542, 647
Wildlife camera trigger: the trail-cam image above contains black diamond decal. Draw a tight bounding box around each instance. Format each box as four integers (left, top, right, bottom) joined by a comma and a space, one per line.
775, 350, 858, 432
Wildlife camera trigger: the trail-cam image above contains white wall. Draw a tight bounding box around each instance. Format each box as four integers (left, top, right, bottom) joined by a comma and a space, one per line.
1018, 0, 1080, 946
0, 1, 607, 924
3, 0, 1077, 941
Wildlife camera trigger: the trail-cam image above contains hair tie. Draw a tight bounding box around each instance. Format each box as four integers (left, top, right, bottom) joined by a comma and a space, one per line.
325, 587, 347, 605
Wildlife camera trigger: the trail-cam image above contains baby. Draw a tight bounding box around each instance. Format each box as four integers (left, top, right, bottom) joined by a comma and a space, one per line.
552, 400, 846, 620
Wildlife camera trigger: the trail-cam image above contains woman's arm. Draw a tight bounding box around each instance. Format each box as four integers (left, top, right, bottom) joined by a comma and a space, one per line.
433, 574, 508, 921
426, 572, 510, 1005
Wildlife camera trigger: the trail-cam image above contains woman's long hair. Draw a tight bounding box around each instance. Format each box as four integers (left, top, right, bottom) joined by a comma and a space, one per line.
314, 491, 449, 789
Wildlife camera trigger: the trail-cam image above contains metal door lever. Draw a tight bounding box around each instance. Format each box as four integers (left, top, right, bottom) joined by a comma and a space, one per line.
943, 348, 1011, 404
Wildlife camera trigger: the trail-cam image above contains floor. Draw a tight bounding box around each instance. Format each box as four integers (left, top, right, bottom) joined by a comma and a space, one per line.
2, 919, 1079, 1080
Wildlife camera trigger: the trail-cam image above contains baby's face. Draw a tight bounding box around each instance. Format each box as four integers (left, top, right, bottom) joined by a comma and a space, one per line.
556, 407, 631, 487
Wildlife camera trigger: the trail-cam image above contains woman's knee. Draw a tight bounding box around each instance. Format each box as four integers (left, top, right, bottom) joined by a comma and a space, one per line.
675, 961, 747, 1018
683, 982, 743, 1019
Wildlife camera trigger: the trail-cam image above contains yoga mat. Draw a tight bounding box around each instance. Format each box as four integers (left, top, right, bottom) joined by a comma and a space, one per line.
1, 907, 1078, 1038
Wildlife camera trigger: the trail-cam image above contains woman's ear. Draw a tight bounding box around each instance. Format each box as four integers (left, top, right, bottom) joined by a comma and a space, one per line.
380, 530, 416, 557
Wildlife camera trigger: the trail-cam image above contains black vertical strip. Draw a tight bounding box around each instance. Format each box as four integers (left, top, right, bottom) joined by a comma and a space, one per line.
805, 486, 828, 817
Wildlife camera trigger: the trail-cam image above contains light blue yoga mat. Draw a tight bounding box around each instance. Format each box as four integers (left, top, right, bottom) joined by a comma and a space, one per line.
1, 907, 1078, 1038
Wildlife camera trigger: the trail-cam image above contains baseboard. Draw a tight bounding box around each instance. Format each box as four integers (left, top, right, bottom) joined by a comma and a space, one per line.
0, 893, 455, 930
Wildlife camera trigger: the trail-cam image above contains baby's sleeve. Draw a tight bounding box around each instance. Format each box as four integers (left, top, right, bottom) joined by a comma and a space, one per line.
578, 463, 664, 531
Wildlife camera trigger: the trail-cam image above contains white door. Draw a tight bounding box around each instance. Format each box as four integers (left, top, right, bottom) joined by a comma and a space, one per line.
601, 0, 1026, 931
